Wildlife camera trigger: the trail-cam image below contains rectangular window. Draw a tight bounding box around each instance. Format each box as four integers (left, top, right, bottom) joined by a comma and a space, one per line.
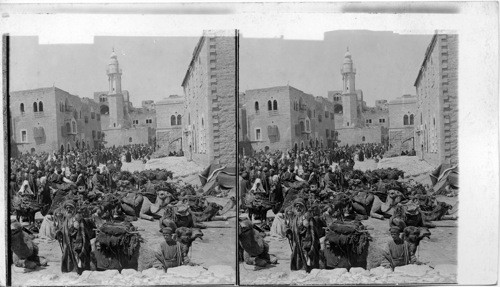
255, 128, 261, 141
21, 130, 27, 142
366, 119, 372, 124
379, 118, 386, 123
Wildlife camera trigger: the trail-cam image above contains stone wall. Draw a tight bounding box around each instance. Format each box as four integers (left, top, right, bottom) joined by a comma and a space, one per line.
210, 33, 236, 167
241, 86, 292, 153
241, 85, 336, 153
182, 33, 211, 166
442, 34, 458, 165
415, 34, 458, 167
362, 108, 389, 129
156, 129, 183, 153
337, 126, 382, 146
129, 109, 157, 129
241, 265, 456, 285
9, 87, 101, 154
103, 127, 153, 147
389, 128, 416, 153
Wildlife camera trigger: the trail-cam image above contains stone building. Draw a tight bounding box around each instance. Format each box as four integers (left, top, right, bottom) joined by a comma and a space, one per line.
239, 85, 336, 154
327, 49, 389, 146
10, 87, 101, 155
94, 50, 156, 147
181, 30, 236, 167
414, 34, 458, 166
388, 94, 417, 153
155, 95, 184, 153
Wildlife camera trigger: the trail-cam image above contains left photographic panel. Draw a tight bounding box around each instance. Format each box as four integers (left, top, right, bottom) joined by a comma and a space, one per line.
7, 31, 237, 285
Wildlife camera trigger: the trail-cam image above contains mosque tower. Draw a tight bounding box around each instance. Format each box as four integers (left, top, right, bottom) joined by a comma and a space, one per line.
340, 47, 359, 127
107, 48, 122, 95
106, 49, 126, 129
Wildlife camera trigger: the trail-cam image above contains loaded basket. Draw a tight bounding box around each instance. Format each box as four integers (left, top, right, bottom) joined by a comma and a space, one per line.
94, 221, 143, 271
323, 220, 371, 270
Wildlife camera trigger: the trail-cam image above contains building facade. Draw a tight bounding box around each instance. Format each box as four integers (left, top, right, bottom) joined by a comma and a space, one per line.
327, 49, 388, 146
181, 30, 236, 167
388, 94, 417, 153
94, 50, 156, 147
155, 95, 184, 153
414, 34, 458, 166
10, 87, 101, 155
240, 85, 336, 154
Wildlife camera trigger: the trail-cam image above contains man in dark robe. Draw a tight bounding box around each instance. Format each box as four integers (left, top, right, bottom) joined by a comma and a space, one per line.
285, 198, 320, 272
56, 200, 92, 274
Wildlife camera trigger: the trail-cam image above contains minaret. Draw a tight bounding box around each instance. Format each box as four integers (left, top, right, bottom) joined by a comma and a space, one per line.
107, 48, 122, 95
341, 47, 356, 94
106, 49, 125, 129
340, 47, 358, 128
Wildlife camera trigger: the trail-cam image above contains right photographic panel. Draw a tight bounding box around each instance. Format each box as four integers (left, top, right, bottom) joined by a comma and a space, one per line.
238, 31, 458, 285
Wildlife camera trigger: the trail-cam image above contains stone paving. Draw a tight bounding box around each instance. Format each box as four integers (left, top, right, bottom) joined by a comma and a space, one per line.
14, 265, 235, 286
241, 264, 456, 285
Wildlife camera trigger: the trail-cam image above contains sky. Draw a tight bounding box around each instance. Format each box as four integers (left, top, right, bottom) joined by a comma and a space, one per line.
239, 30, 433, 106
9, 31, 432, 108
9, 36, 200, 107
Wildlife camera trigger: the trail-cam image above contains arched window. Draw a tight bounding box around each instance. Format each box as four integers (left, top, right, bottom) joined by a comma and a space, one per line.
403, 115, 409, 125
171, 115, 176, 126
410, 114, 414, 125
177, 115, 182, 125
66, 122, 71, 133
33, 102, 38, 112
20, 103, 24, 113
267, 100, 272, 111
129, 137, 133, 143
255, 102, 259, 112
72, 121, 76, 133
305, 119, 310, 131
38, 101, 43, 112
201, 117, 204, 127
362, 136, 366, 142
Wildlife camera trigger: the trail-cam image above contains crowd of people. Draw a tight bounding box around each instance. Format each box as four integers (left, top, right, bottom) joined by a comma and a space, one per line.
238, 143, 449, 272
9, 143, 229, 274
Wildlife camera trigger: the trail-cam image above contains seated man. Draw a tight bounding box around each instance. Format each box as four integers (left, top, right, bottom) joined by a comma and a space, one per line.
381, 226, 416, 270
239, 219, 277, 268
154, 227, 189, 271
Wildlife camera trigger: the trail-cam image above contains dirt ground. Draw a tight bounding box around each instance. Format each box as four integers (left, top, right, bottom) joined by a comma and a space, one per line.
11, 157, 236, 285
239, 157, 458, 284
